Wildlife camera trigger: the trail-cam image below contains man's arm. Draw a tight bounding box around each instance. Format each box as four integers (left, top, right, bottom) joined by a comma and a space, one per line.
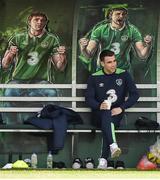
134, 35, 152, 59
85, 76, 101, 110
2, 46, 18, 69
52, 46, 67, 71
112, 72, 139, 116
120, 72, 139, 111
79, 38, 97, 59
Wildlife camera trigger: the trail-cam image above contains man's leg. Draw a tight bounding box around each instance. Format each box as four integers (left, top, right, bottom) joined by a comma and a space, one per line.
3, 80, 24, 124
94, 110, 112, 169
23, 80, 58, 122
28, 80, 58, 97
96, 110, 122, 168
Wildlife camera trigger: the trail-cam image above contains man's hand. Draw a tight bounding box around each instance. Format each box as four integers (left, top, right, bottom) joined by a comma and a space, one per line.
111, 107, 123, 116
79, 38, 89, 50
57, 46, 66, 54
100, 101, 110, 110
9, 46, 18, 55
2, 45, 18, 69
52, 46, 67, 71
144, 35, 152, 46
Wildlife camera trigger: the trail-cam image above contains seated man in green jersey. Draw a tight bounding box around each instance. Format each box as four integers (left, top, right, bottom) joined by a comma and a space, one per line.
2, 11, 67, 124
79, 5, 152, 73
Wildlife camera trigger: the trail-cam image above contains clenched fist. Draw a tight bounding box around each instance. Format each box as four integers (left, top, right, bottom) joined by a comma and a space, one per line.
144, 35, 152, 46
79, 38, 89, 50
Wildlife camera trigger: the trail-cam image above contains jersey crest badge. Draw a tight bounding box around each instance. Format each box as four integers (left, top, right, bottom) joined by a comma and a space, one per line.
121, 35, 128, 42
116, 79, 123, 86
41, 41, 49, 48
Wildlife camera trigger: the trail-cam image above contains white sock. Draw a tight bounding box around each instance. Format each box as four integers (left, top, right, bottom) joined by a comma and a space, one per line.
110, 142, 118, 149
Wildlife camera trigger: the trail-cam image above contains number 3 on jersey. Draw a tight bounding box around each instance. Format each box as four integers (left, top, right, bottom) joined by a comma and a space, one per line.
110, 42, 120, 55
27, 51, 39, 66
106, 89, 117, 103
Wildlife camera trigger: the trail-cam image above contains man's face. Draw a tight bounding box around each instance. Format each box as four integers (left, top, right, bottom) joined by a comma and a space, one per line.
111, 10, 127, 26
101, 55, 117, 74
29, 16, 47, 31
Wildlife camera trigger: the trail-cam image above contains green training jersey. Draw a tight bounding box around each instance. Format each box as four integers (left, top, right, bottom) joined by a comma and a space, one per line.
9, 31, 60, 81
90, 22, 142, 71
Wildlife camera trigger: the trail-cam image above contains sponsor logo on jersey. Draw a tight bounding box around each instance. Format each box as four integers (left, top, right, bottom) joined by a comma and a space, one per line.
106, 89, 117, 103
116, 79, 123, 86
41, 41, 49, 48
99, 83, 104, 87
121, 35, 128, 42
110, 42, 120, 55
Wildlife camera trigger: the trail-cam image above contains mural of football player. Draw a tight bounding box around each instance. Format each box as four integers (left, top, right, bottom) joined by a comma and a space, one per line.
79, 5, 152, 74
2, 11, 67, 124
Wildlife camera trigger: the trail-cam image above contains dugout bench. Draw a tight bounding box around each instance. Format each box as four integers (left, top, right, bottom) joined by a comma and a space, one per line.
0, 83, 160, 168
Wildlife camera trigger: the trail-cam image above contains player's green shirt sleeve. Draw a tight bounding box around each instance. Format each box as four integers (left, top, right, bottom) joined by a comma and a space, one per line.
8, 35, 17, 48
50, 35, 61, 56
90, 25, 104, 43
130, 24, 143, 43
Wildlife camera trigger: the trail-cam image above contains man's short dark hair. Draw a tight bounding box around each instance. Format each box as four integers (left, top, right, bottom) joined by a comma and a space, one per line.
28, 11, 48, 23
106, 7, 128, 20
112, 7, 128, 13
100, 50, 115, 61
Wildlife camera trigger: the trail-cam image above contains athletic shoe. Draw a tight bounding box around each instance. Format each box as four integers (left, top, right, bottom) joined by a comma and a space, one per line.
97, 158, 107, 169
72, 158, 83, 169
52, 161, 59, 169
57, 161, 66, 169
84, 157, 94, 169
53, 161, 66, 169
2, 163, 13, 169
110, 143, 121, 158
2, 152, 13, 169
115, 160, 125, 169
107, 160, 114, 169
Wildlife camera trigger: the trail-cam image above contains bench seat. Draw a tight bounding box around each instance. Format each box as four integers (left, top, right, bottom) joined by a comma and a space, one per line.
0, 124, 159, 133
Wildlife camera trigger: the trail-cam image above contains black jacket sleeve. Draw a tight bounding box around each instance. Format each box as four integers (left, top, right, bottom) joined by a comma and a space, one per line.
85, 76, 101, 110
120, 72, 139, 110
